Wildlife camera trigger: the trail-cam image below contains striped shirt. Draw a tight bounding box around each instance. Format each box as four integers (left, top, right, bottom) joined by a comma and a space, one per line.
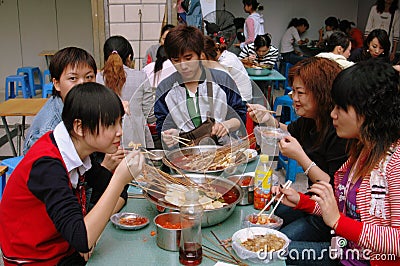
296, 139, 400, 265
238, 43, 279, 66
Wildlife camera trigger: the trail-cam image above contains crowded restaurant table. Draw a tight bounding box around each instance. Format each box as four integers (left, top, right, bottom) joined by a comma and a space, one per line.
87, 158, 287, 266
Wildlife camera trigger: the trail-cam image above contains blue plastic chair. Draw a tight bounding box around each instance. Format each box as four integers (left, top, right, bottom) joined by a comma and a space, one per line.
42, 69, 53, 98
0, 156, 24, 177
5, 75, 32, 100
16, 66, 42, 96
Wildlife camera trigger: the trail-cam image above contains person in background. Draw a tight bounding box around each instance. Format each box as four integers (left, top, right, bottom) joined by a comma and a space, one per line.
155, 25, 247, 147
176, 0, 186, 24
280, 18, 310, 65
143, 24, 174, 67
203, 36, 253, 102
248, 58, 348, 266
142, 45, 176, 88
277, 60, 400, 265
239, 33, 279, 67
316, 31, 355, 69
365, 0, 399, 62
339, 19, 364, 61
97, 35, 155, 149
23, 47, 124, 182
235, 0, 264, 49
185, 0, 203, 30
0, 83, 145, 265
229, 17, 246, 55
317, 16, 339, 47
354, 28, 391, 63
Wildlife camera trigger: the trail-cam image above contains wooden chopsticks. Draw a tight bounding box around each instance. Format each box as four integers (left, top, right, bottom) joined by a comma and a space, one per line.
257, 180, 292, 217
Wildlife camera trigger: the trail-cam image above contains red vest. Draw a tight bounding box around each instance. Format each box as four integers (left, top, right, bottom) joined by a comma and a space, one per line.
0, 132, 75, 265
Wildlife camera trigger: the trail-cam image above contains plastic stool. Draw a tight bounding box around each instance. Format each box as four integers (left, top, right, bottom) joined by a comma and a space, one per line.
273, 95, 298, 124
276, 154, 303, 182
16, 66, 43, 96
42, 70, 53, 98
5, 75, 32, 100
0, 165, 8, 200
0, 156, 23, 177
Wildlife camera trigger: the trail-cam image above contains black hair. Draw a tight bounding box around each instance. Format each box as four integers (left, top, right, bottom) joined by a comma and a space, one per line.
375, 0, 399, 14
338, 20, 355, 33
365, 29, 390, 58
331, 60, 400, 176
49, 47, 97, 97
154, 45, 168, 74
254, 34, 272, 50
62, 82, 125, 136
324, 16, 339, 30
103, 35, 133, 66
160, 24, 175, 42
287, 18, 309, 29
325, 31, 351, 52
164, 25, 204, 59
242, 0, 260, 10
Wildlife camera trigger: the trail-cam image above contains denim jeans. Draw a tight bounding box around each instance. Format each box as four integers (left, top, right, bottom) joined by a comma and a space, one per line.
276, 205, 332, 241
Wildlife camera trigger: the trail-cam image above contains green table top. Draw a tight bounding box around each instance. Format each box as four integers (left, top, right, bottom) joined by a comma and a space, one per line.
248, 69, 286, 81
87, 158, 286, 266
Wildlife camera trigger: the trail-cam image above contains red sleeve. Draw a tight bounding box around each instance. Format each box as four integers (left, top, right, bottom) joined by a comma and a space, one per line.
351, 29, 364, 49
293, 192, 316, 213
335, 213, 363, 243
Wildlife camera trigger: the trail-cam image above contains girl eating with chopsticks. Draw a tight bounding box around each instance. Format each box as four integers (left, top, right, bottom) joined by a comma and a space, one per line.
279, 60, 400, 265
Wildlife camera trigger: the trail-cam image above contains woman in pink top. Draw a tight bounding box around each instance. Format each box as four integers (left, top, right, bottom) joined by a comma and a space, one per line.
235, 0, 264, 49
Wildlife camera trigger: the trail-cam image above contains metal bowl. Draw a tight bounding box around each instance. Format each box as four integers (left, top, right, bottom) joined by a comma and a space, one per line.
146, 149, 165, 168
245, 67, 272, 76
143, 174, 243, 227
110, 212, 149, 230
154, 212, 181, 251
227, 175, 254, 205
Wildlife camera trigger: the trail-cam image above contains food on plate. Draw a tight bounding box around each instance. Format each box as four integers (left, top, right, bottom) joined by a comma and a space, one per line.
241, 234, 286, 252
119, 216, 148, 226
248, 214, 277, 225
164, 184, 227, 210
158, 221, 182, 229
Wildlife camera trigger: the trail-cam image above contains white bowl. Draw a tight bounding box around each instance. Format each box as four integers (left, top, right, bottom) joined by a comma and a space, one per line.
232, 227, 290, 264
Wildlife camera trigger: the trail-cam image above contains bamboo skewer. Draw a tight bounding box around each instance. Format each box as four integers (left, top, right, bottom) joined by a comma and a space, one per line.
210, 231, 241, 264
202, 245, 237, 263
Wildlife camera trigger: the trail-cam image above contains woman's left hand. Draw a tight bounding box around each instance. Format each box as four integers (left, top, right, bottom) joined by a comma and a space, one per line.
211, 122, 228, 137
308, 181, 341, 228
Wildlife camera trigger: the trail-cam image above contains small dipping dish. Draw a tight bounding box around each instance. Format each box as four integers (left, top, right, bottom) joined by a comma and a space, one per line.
154, 212, 181, 251
242, 213, 283, 230
146, 149, 165, 168
227, 175, 254, 205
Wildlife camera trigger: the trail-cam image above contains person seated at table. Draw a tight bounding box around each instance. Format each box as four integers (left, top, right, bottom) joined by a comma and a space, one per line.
276, 60, 400, 265
280, 18, 310, 65
338, 19, 364, 61
247, 58, 348, 260
97, 35, 155, 149
0, 83, 145, 265
315, 31, 355, 69
23, 47, 127, 212
239, 33, 279, 68
354, 29, 391, 63
155, 25, 247, 148
143, 24, 174, 68
202, 36, 252, 102
317, 16, 339, 48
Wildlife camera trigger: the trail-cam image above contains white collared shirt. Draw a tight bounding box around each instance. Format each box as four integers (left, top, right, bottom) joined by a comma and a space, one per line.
53, 122, 92, 188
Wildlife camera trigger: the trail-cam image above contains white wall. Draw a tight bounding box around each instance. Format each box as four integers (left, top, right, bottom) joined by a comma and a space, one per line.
216, 0, 361, 48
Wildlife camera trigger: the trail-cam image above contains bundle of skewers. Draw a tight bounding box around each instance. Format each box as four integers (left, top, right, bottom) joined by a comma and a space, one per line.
170, 133, 257, 172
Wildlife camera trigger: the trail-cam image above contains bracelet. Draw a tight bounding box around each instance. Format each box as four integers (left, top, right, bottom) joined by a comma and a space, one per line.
304, 161, 316, 176
332, 216, 340, 230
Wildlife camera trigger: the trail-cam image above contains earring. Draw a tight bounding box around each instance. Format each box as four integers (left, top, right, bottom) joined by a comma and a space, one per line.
367, 49, 369, 52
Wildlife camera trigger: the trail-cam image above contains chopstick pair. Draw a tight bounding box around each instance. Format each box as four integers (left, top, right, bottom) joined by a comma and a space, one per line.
257, 180, 292, 217
161, 132, 192, 146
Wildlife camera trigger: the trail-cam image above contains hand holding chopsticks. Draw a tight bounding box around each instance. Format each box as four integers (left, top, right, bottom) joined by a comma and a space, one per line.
257, 180, 292, 217
268, 180, 292, 219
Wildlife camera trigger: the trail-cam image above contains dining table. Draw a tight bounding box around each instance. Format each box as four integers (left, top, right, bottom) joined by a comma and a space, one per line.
0, 98, 48, 156
248, 69, 286, 109
87, 158, 287, 266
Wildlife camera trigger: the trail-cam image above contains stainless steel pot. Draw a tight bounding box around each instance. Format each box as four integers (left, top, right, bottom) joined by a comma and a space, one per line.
227, 175, 254, 206
154, 212, 181, 251
143, 174, 243, 227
